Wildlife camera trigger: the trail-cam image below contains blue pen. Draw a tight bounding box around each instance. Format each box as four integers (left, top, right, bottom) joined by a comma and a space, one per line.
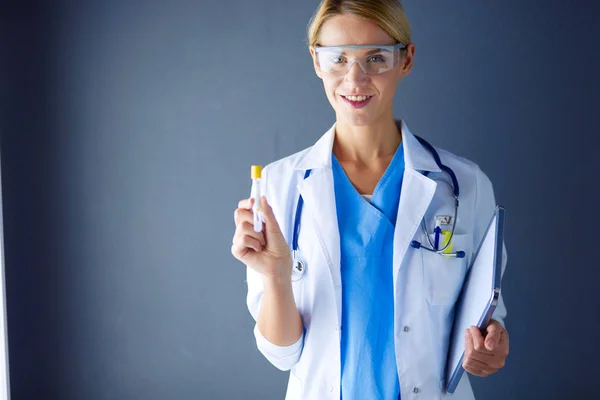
433, 225, 441, 251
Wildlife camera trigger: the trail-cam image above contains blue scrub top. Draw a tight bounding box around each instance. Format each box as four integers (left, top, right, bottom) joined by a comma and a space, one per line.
333, 143, 405, 400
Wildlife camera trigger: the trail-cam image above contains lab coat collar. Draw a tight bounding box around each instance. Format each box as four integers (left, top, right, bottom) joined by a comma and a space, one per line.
294, 120, 442, 173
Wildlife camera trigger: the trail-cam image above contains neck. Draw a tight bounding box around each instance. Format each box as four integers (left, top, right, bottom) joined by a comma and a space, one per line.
333, 117, 402, 163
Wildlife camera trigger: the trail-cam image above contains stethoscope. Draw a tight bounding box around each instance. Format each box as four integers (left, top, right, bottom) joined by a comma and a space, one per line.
290, 136, 464, 281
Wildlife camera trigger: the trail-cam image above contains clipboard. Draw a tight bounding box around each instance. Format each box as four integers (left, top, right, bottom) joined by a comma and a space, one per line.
445, 205, 505, 393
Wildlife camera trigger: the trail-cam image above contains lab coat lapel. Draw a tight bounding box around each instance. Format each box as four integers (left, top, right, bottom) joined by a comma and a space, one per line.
295, 124, 342, 324
297, 168, 342, 324
392, 122, 440, 292
293, 121, 441, 321
392, 169, 436, 290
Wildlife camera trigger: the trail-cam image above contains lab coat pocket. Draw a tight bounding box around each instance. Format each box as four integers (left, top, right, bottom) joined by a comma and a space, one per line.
422, 233, 471, 306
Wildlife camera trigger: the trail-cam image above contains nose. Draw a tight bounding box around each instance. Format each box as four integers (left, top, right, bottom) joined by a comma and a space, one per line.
344, 60, 369, 83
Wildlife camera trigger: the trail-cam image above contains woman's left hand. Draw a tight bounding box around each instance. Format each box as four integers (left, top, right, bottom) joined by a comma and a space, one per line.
462, 320, 509, 377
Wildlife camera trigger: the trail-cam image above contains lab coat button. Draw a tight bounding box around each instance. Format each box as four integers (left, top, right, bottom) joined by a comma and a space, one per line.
403, 326, 410, 332
328, 385, 334, 392
412, 387, 420, 394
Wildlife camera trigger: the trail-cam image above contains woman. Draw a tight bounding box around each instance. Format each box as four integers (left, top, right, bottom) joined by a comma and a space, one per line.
232, 1, 509, 399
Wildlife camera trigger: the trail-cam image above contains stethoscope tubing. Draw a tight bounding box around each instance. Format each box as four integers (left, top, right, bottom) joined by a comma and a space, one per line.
291, 135, 465, 270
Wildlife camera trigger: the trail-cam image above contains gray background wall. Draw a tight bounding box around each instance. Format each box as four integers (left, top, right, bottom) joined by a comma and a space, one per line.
1, 0, 598, 399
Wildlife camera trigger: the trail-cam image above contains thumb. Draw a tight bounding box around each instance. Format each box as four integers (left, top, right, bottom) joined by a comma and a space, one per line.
485, 322, 501, 351
260, 196, 282, 234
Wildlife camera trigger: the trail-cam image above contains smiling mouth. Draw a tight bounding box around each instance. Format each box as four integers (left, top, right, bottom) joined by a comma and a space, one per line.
341, 94, 373, 108
342, 95, 373, 102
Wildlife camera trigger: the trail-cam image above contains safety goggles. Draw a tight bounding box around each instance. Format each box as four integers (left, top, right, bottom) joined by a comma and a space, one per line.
313, 43, 407, 76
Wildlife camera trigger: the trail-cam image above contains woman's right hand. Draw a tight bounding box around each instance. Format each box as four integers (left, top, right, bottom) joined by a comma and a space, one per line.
232, 196, 292, 280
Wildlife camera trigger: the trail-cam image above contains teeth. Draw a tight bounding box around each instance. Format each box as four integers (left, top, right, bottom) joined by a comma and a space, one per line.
345, 95, 369, 102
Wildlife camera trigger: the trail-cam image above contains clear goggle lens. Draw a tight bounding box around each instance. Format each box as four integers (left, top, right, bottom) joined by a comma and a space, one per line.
314, 43, 407, 76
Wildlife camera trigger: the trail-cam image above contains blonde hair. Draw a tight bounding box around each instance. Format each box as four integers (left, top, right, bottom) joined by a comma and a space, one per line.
307, 0, 411, 47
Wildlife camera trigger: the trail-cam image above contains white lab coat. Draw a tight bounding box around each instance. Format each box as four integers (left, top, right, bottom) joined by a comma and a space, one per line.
246, 121, 507, 400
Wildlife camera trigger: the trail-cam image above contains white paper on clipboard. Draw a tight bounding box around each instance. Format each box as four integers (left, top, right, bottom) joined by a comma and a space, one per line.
445, 205, 505, 394
0, 154, 9, 400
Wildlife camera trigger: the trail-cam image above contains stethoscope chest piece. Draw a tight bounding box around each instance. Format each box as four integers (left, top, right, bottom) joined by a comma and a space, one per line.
291, 255, 306, 282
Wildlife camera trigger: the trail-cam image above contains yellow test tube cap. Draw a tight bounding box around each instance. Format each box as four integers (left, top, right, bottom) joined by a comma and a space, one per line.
251, 165, 262, 179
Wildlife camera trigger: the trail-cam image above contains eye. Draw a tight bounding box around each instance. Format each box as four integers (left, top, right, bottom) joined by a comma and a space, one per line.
367, 55, 385, 63
331, 56, 346, 64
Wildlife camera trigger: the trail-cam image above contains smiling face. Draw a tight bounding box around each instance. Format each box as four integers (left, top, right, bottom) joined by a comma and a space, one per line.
309, 13, 415, 127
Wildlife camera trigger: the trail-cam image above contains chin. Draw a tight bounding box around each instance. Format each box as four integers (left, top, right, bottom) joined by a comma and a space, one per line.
336, 111, 377, 127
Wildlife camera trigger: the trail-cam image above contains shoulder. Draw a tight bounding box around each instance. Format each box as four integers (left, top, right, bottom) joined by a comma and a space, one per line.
435, 147, 480, 176
434, 146, 493, 193
263, 148, 309, 179
261, 145, 314, 193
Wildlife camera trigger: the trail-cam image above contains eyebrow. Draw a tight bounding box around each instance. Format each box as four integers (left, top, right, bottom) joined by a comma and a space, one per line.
319, 46, 393, 55
365, 48, 391, 55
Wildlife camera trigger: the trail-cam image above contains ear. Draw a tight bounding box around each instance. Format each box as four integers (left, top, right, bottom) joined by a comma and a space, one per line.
309, 46, 323, 79
397, 43, 416, 78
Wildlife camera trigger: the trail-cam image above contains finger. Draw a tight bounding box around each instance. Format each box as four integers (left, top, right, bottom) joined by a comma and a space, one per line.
463, 364, 485, 377
231, 240, 262, 266
231, 242, 249, 260
233, 226, 266, 250
467, 329, 508, 371
484, 333, 509, 359
236, 221, 266, 248
469, 326, 493, 354
234, 207, 254, 226
238, 197, 253, 210
233, 234, 262, 254
463, 364, 494, 377
484, 321, 503, 351
465, 349, 506, 369
465, 329, 490, 373
463, 355, 497, 377
260, 196, 282, 233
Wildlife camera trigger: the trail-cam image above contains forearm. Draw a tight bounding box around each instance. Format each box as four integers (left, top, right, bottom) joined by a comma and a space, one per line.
257, 275, 303, 346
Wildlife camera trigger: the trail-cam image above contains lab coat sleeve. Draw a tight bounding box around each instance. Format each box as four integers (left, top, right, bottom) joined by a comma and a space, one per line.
245, 165, 304, 371
474, 166, 508, 330
247, 267, 304, 371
